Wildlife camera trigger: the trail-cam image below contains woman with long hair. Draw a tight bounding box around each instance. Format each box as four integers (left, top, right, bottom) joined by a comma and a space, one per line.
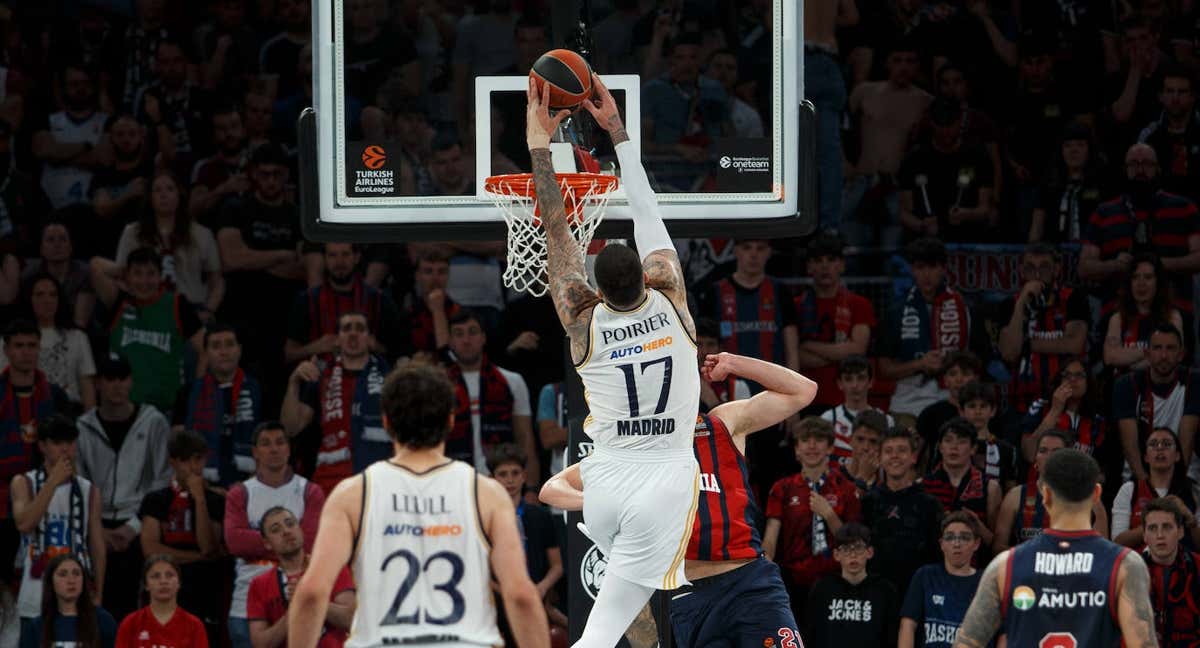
0, 273, 96, 410
115, 556, 207, 648
1029, 120, 1108, 243
1103, 253, 1185, 374
20, 554, 115, 648
1020, 358, 1105, 465
1111, 427, 1200, 549
95, 171, 224, 319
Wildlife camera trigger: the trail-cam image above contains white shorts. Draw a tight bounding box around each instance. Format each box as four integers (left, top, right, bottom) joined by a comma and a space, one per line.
580, 445, 699, 590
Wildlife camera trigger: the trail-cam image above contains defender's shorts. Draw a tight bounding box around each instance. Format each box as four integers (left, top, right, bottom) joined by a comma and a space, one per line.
670, 557, 801, 648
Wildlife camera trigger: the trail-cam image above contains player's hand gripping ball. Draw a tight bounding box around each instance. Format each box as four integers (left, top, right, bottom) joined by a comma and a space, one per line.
529, 49, 594, 110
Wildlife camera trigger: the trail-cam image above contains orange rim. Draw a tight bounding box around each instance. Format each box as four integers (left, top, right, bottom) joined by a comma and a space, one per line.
484, 172, 619, 197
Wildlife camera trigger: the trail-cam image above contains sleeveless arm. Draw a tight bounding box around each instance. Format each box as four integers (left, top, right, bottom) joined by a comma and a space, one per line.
952, 551, 1008, 648
708, 353, 818, 438
480, 476, 550, 648
1116, 550, 1158, 648
288, 477, 361, 648
991, 488, 1019, 555
538, 464, 583, 512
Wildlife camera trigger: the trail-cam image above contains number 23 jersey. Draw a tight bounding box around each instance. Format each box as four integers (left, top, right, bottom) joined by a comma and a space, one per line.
347, 460, 500, 648
576, 289, 700, 453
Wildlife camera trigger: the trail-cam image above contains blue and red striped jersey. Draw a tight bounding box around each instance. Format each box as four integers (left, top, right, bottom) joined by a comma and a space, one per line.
687, 413, 763, 561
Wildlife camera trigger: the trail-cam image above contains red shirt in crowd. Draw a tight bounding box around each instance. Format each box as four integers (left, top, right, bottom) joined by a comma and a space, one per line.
116, 606, 209, 648
247, 564, 356, 648
766, 468, 861, 588
795, 289, 877, 407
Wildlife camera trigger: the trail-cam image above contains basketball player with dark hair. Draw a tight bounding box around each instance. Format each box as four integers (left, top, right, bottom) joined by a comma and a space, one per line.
287, 362, 549, 648
526, 75, 701, 648
953, 449, 1158, 648
539, 352, 818, 648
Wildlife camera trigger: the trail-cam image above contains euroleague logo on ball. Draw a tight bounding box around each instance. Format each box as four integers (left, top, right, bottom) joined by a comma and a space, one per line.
362, 145, 387, 170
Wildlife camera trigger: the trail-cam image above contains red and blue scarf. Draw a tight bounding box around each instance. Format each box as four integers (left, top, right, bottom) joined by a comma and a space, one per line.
185, 369, 261, 485
445, 356, 514, 465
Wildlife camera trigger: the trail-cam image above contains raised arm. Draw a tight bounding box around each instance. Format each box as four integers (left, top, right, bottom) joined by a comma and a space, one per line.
1115, 550, 1159, 648
539, 463, 583, 512
526, 79, 599, 358
952, 552, 1008, 648
707, 353, 818, 438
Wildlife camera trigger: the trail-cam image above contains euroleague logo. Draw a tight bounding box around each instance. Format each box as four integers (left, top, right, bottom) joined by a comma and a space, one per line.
719, 156, 732, 169
580, 544, 607, 600
361, 145, 387, 170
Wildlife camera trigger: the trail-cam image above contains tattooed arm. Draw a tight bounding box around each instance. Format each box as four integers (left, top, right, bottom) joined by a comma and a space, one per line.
1116, 550, 1159, 648
953, 551, 1008, 648
527, 78, 600, 361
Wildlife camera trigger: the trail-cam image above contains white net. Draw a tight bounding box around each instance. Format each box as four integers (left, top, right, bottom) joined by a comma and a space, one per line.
485, 173, 617, 297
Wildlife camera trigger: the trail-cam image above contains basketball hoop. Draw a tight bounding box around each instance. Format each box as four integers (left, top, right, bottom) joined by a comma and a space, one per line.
484, 172, 618, 297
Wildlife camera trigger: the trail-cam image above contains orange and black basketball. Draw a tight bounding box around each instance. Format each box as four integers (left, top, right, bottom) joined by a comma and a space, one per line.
530, 49, 594, 110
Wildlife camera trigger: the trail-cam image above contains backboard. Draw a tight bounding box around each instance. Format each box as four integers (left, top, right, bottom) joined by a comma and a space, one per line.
302, 0, 814, 242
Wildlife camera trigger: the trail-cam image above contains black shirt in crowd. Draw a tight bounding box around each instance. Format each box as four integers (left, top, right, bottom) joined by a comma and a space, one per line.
898, 144, 995, 242
804, 573, 900, 648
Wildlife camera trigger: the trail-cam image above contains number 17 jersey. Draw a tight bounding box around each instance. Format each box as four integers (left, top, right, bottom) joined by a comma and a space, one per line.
576, 289, 700, 453
347, 460, 500, 648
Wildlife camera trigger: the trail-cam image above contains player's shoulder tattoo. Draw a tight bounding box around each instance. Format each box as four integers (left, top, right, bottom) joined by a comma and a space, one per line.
1118, 550, 1159, 648
953, 551, 1007, 648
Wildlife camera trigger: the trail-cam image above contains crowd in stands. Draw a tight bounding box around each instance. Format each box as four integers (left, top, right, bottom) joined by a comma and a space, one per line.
0, 0, 1198, 647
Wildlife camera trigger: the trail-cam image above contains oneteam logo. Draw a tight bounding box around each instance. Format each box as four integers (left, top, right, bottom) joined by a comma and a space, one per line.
362, 145, 387, 170
1012, 586, 1036, 611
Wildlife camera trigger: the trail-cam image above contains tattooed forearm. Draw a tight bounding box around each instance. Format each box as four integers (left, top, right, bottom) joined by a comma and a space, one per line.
953, 554, 1005, 648
1118, 552, 1159, 648
623, 603, 657, 648
603, 115, 629, 145
531, 148, 597, 328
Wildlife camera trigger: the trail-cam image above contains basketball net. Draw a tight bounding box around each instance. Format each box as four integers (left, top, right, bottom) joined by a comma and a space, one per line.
485, 141, 618, 297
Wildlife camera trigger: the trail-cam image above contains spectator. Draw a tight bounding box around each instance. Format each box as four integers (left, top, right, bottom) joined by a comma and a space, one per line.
133, 39, 213, 171
0, 274, 95, 411
241, 91, 274, 151
703, 49, 763, 138
75, 356, 171, 620
1113, 322, 1200, 481
897, 512, 984, 648
802, 0, 856, 229
1029, 120, 1108, 244
426, 241, 507, 335
281, 311, 391, 495
115, 555, 208, 648
188, 105, 250, 223
20, 554, 116, 648
487, 445, 562, 601
394, 246, 457, 359
359, 97, 433, 195
172, 323, 263, 486
921, 418, 1001, 549
89, 114, 155, 257
696, 318, 751, 413
1112, 427, 1200, 548
535, 382, 568, 499
425, 136, 472, 196
1103, 253, 1187, 376
193, 0, 259, 97
993, 428, 1109, 552
843, 39, 931, 252
342, 0, 419, 105
1137, 66, 1200, 203
802, 523, 899, 648
1079, 142, 1200, 322
246, 507, 354, 648
441, 309, 537, 485
860, 427, 942, 599
19, 223, 94, 329
494, 292, 566, 402
927, 62, 1003, 206
1109, 17, 1175, 145
137, 430, 225, 642
450, 1, 516, 132
897, 97, 995, 242
284, 243, 405, 364
0, 119, 41, 263
104, 170, 225, 315
93, 247, 204, 416
701, 240, 799, 373
998, 242, 1090, 414
641, 34, 729, 191
216, 142, 305, 407
33, 63, 108, 211
914, 350, 982, 451
793, 231, 876, 408
224, 421, 324, 648
879, 238, 980, 417
1142, 497, 1200, 647
12, 414, 106, 629
763, 417, 861, 615
272, 43, 324, 151
837, 409, 888, 495
110, 0, 170, 108
0, 320, 68, 524
1021, 359, 1106, 467
259, 0, 312, 100
820, 356, 894, 462
958, 381, 1019, 491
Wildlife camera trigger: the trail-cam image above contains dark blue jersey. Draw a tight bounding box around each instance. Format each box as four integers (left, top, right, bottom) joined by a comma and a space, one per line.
1002, 530, 1130, 648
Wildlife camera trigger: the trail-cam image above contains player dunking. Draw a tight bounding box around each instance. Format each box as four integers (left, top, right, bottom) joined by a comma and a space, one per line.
526, 77, 701, 647
287, 362, 550, 648
540, 352, 818, 648
953, 449, 1157, 648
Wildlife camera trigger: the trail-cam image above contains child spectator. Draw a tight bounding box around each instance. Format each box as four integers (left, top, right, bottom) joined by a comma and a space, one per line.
838, 410, 888, 495
1021, 359, 1106, 467
820, 356, 893, 463
898, 512, 984, 648
958, 381, 1019, 492
914, 351, 982, 451
486, 445, 562, 599
921, 418, 1001, 549
20, 553, 116, 648
115, 555, 208, 648
803, 523, 899, 648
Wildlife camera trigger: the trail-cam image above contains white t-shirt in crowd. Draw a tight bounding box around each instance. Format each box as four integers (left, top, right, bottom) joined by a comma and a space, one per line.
459, 366, 530, 474
0, 327, 95, 404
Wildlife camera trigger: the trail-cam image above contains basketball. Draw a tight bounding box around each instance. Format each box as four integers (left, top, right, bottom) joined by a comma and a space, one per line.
530, 49, 594, 110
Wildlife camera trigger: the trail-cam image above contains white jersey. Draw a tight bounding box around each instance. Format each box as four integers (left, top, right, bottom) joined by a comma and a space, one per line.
576, 289, 700, 453
40, 111, 107, 209
348, 460, 499, 648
